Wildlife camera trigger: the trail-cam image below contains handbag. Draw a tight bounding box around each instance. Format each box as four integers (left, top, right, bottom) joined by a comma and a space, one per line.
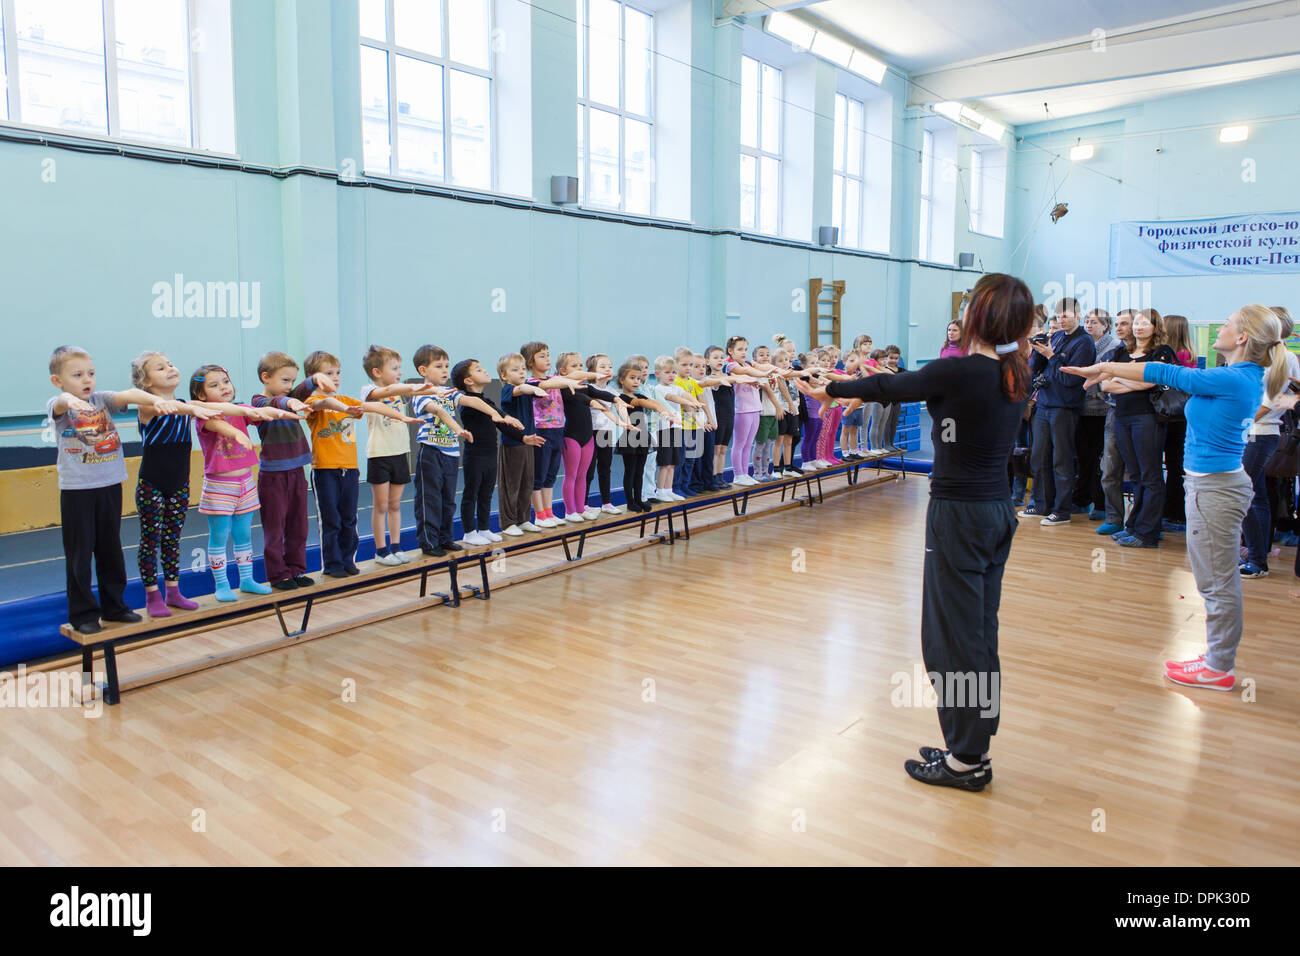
1150, 383, 1189, 419
1265, 409, 1300, 478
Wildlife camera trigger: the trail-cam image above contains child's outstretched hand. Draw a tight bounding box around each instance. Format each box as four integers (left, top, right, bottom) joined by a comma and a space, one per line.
234, 430, 254, 451
63, 393, 95, 414
345, 406, 365, 419
153, 399, 183, 416
399, 414, 421, 424
502, 415, 525, 431
287, 398, 310, 415
457, 427, 473, 441
311, 372, 338, 394
189, 404, 219, 421
523, 434, 546, 447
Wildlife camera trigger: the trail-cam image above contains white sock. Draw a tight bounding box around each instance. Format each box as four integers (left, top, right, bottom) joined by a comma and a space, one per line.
944, 753, 977, 772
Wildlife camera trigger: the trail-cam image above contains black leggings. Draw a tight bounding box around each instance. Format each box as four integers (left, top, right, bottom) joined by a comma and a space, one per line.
461, 454, 496, 533
586, 437, 614, 505
619, 449, 648, 510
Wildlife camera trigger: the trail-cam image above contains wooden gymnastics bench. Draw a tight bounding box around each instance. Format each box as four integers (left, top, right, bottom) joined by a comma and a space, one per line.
59, 452, 899, 706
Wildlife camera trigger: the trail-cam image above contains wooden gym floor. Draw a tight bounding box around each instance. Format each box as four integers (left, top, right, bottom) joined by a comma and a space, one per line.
1, 474, 1297, 865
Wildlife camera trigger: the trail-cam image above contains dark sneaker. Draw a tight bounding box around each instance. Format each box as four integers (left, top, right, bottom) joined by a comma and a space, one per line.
1040, 512, 1071, 526
102, 610, 143, 623
1111, 529, 1130, 540
1016, 507, 1046, 519
273, 579, 299, 591
918, 747, 992, 782
344, 565, 361, 576
1239, 562, 1269, 578
423, 546, 447, 557
293, 575, 316, 587
904, 755, 989, 791
1118, 535, 1158, 549
1162, 520, 1186, 533
324, 568, 350, 578
444, 542, 465, 552
75, 621, 102, 635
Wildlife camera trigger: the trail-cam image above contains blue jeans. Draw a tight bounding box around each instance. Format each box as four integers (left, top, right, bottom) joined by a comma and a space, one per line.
1030, 405, 1079, 515
314, 468, 359, 572
1242, 433, 1279, 567
532, 427, 564, 491
1113, 414, 1166, 543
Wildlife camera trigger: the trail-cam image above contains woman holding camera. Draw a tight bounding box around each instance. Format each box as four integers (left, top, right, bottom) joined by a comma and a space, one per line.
799, 273, 1033, 791
1064, 305, 1290, 691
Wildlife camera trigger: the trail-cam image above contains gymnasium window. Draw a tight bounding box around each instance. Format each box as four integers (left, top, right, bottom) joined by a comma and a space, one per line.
968, 145, 1006, 238
919, 123, 957, 264
918, 128, 934, 260
576, 0, 654, 215
832, 91, 864, 248
359, 0, 494, 190
0, 0, 236, 152
739, 53, 781, 235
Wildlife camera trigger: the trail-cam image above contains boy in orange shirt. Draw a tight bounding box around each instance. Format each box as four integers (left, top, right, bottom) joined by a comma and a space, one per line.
302, 350, 419, 577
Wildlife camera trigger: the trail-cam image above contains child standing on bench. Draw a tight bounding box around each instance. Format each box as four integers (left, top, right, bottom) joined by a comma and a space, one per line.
521, 341, 592, 527
302, 350, 419, 577
649, 355, 699, 502
49, 346, 182, 634
497, 353, 550, 536
705, 346, 733, 490
556, 350, 625, 522
584, 353, 625, 516
190, 364, 302, 601
450, 357, 527, 546
615, 361, 670, 513
722, 336, 778, 486
360, 344, 438, 566
131, 351, 215, 618
250, 351, 326, 591
410, 344, 476, 556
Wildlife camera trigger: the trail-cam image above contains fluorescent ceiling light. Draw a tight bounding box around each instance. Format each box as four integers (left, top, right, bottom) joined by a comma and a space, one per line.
765, 12, 815, 51
934, 101, 963, 123
1070, 143, 1094, 161
1219, 125, 1248, 143
933, 101, 1006, 142
811, 32, 853, 68
848, 49, 886, 84
979, 118, 1006, 142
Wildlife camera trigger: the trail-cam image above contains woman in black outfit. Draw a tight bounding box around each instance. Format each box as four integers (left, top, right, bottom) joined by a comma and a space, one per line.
798, 273, 1033, 791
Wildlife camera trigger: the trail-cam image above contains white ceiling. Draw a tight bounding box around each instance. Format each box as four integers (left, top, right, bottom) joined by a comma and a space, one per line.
792, 0, 1300, 124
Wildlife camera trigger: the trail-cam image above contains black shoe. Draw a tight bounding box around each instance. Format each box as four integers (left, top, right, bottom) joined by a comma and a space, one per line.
324, 568, 350, 578
640, 503, 654, 513
904, 755, 989, 791
293, 575, 315, 587
273, 579, 299, 591
918, 747, 992, 782
444, 542, 464, 552
344, 565, 361, 576
74, 620, 102, 635
423, 546, 447, 557
102, 610, 142, 624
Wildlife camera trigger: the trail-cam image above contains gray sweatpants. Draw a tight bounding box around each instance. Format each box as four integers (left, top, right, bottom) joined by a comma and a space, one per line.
1185, 470, 1254, 672
1100, 410, 1127, 525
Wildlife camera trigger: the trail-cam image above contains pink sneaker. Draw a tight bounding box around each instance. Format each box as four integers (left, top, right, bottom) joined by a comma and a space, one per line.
1164, 654, 1204, 671
1165, 659, 1235, 692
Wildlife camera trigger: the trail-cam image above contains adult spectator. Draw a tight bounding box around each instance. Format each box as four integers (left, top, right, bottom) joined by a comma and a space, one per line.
1073, 308, 1118, 519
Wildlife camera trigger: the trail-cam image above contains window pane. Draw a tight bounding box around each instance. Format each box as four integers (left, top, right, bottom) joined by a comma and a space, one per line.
921, 129, 933, 195
359, 0, 386, 40
739, 153, 756, 231
394, 0, 441, 56
588, 0, 619, 108
448, 0, 489, 70
624, 7, 650, 117
0, 2, 8, 121
832, 173, 842, 233
588, 106, 619, 207
760, 155, 778, 234
919, 198, 930, 259
15, 0, 108, 135
624, 117, 650, 214
577, 102, 585, 196
449, 69, 490, 188
360, 45, 390, 172
576, 0, 583, 96
114, 0, 190, 147
845, 178, 860, 248
740, 55, 757, 149
833, 93, 845, 173
848, 98, 863, 177
760, 64, 780, 154
395, 55, 444, 179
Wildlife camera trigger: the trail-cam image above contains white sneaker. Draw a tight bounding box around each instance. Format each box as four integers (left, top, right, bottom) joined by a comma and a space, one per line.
582, 507, 602, 520
800, 462, 818, 472
538, 516, 560, 528
463, 531, 490, 546
669, 491, 686, 501
520, 521, 542, 533
502, 524, 525, 537
484, 530, 503, 543
601, 503, 623, 515
375, 552, 403, 567
395, 550, 411, 563
565, 512, 585, 524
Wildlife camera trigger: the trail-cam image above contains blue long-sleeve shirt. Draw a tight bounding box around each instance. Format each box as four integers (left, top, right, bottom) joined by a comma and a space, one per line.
1143, 361, 1264, 474
1030, 326, 1095, 411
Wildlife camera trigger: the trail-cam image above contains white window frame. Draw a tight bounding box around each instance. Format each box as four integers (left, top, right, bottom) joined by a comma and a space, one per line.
832, 90, 865, 248
968, 144, 1006, 239
360, 0, 497, 189
918, 127, 935, 261
739, 52, 782, 236
577, 0, 655, 214
0, 0, 212, 151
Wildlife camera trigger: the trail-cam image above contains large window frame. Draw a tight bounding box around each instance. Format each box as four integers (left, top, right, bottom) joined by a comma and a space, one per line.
968, 144, 1006, 238
576, 0, 655, 215
0, 0, 212, 151
918, 127, 935, 261
359, 0, 497, 191
832, 90, 865, 249
739, 52, 782, 236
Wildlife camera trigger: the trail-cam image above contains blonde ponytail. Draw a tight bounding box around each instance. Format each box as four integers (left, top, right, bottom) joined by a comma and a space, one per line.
1237, 304, 1289, 398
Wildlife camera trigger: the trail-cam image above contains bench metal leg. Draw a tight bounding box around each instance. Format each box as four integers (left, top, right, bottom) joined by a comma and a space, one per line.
81, 647, 93, 689
273, 597, 314, 639
477, 554, 491, 599
576, 532, 587, 559
665, 510, 675, 544
102, 644, 120, 706
448, 558, 461, 607
815, 475, 825, 503
679, 506, 690, 541
419, 567, 450, 603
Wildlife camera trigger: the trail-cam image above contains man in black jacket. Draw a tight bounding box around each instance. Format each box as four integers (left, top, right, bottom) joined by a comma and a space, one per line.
1021, 298, 1096, 525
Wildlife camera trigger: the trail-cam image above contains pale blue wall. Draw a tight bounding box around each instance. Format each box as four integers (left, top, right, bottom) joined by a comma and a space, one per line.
0, 0, 995, 440
1009, 72, 1300, 325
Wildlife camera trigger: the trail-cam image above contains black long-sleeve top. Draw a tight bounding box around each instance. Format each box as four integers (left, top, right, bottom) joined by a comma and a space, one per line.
460, 393, 524, 458
561, 385, 617, 444
825, 355, 1026, 500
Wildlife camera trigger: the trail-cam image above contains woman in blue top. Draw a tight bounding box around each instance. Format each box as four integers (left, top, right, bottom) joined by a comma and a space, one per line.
1064, 304, 1290, 692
